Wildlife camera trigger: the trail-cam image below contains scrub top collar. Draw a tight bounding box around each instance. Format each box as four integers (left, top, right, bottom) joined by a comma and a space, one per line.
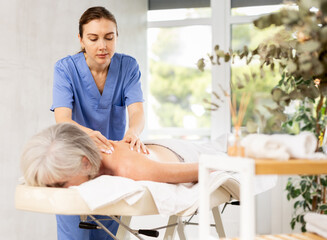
76, 52, 121, 110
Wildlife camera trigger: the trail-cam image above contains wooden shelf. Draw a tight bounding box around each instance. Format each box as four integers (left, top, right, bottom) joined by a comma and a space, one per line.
254, 158, 327, 175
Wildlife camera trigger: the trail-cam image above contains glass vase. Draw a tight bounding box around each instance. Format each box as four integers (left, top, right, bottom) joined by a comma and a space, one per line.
227, 127, 245, 157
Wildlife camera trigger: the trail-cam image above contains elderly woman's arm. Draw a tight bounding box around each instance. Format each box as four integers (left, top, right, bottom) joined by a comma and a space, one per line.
102, 142, 198, 183
115, 158, 198, 183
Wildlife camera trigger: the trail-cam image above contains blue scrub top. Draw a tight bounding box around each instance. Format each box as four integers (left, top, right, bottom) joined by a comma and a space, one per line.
51, 52, 144, 140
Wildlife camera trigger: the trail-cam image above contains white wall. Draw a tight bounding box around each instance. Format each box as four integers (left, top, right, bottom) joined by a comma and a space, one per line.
0, 0, 147, 239
270, 176, 301, 234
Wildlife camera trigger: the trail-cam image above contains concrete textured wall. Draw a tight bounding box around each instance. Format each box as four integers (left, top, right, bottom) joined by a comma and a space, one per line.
0, 0, 147, 239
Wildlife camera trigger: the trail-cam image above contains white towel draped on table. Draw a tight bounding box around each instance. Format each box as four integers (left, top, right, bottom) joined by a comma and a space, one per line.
304, 212, 327, 239
71, 171, 240, 215
241, 131, 326, 160
71, 169, 278, 215
71, 176, 145, 210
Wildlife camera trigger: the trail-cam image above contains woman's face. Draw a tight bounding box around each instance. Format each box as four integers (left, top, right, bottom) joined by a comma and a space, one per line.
79, 18, 117, 68
44, 173, 90, 188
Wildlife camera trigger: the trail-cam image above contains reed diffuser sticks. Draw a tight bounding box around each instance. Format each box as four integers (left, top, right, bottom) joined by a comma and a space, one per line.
230, 92, 251, 130
227, 92, 251, 156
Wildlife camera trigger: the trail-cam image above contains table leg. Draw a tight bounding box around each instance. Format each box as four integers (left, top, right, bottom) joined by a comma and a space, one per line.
199, 159, 211, 239
199, 155, 255, 240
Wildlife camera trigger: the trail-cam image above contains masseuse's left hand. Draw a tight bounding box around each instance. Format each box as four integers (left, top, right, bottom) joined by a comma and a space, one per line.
123, 130, 149, 154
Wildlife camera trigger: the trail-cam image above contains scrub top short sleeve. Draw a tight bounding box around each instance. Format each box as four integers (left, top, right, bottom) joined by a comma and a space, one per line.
51, 61, 74, 111
123, 57, 144, 106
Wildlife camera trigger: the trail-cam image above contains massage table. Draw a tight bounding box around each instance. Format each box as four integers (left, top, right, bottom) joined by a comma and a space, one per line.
15, 180, 240, 240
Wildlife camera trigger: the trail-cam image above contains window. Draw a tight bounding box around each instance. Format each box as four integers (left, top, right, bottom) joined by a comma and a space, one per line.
230, 23, 285, 131
146, 0, 291, 142
231, 3, 285, 16
147, 8, 212, 139
211, 0, 292, 142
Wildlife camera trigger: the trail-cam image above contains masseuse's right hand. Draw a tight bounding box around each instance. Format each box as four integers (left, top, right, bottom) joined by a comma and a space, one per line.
54, 107, 114, 154
88, 130, 114, 154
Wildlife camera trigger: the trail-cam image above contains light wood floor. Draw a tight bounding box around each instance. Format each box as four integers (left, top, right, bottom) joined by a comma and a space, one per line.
221, 232, 326, 240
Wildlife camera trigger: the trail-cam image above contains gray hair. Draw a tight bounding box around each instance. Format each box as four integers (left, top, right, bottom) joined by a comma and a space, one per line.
21, 123, 101, 187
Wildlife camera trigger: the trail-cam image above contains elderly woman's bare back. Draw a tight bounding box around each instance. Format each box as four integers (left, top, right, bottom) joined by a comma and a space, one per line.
100, 140, 198, 183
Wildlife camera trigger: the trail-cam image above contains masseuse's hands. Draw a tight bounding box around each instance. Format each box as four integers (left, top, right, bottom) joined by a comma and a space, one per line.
88, 130, 114, 154
54, 108, 114, 153
123, 130, 149, 154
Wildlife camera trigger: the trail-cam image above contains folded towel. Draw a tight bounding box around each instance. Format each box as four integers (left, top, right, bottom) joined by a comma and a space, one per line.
241, 131, 326, 160
304, 212, 327, 238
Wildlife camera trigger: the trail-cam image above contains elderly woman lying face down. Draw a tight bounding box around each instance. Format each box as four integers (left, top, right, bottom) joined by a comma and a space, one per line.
21, 123, 199, 187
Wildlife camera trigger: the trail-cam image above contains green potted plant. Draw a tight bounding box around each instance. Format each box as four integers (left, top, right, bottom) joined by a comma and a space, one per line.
198, 0, 327, 231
